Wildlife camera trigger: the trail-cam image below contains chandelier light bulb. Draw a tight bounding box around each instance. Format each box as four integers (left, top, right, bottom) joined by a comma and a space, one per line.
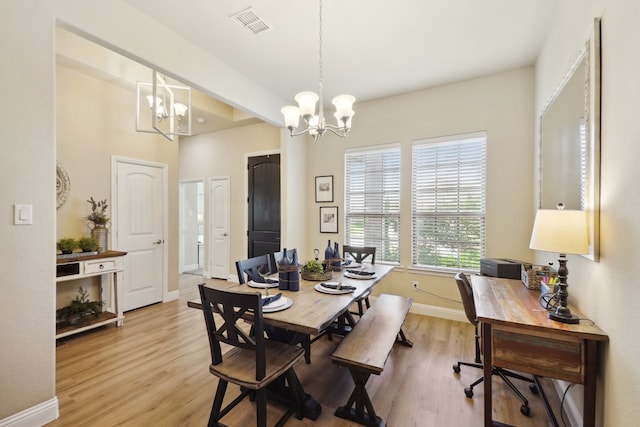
332, 95, 356, 119
173, 102, 188, 119
294, 92, 319, 120
281, 105, 301, 130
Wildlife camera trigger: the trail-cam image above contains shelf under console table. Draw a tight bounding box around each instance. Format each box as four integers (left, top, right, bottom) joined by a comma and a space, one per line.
56, 250, 127, 339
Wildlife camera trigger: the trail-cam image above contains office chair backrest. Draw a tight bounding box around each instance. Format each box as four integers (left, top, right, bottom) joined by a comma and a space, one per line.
198, 284, 267, 380
235, 254, 271, 284
343, 245, 376, 264
455, 272, 478, 327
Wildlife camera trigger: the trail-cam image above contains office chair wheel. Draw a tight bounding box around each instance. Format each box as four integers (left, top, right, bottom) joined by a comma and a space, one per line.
520, 404, 531, 416
529, 384, 539, 394
464, 387, 474, 398
453, 364, 461, 374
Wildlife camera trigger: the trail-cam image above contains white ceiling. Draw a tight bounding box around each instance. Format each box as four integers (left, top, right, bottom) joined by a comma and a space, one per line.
58, 1, 560, 135
122, 0, 559, 104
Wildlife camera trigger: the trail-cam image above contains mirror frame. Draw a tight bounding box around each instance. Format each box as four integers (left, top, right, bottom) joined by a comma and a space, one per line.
538, 18, 601, 261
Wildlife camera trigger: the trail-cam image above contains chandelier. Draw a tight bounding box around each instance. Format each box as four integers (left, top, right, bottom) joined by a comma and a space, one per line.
136, 71, 192, 141
281, 0, 355, 144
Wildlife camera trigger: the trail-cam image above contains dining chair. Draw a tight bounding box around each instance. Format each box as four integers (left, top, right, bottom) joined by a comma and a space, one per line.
198, 284, 305, 427
342, 245, 376, 317
236, 254, 312, 364
452, 272, 537, 416
271, 248, 295, 273
236, 254, 272, 284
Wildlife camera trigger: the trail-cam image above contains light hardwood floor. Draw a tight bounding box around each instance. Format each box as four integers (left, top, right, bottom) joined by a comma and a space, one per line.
47, 274, 560, 426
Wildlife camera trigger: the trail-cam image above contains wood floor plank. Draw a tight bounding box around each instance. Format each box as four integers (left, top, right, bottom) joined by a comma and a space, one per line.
46, 274, 560, 427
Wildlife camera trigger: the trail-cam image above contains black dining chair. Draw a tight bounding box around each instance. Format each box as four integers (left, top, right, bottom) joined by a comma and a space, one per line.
342, 245, 376, 317
236, 254, 272, 284
236, 254, 312, 364
452, 272, 537, 416
198, 284, 305, 427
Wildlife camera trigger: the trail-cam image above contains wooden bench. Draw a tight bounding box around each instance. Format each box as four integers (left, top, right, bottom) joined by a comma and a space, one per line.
330, 293, 412, 427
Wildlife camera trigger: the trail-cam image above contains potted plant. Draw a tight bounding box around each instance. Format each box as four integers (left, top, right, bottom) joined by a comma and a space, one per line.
86, 196, 109, 252
78, 236, 99, 252
301, 259, 332, 281
57, 238, 78, 254
56, 287, 104, 325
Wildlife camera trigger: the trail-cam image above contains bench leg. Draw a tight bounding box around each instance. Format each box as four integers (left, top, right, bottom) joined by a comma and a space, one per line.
335, 368, 386, 427
396, 328, 413, 347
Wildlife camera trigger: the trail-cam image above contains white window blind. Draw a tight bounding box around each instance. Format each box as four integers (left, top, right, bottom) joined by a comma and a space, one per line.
412, 133, 486, 271
345, 145, 400, 263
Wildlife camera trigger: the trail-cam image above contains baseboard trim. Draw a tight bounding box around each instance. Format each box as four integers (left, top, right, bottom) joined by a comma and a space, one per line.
164, 289, 179, 302
409, 302, 466, 323
0, 397, 59, 427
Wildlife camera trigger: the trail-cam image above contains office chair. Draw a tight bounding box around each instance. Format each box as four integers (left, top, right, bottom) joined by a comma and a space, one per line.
452, 272, 537, 416
198, 284, 305, 426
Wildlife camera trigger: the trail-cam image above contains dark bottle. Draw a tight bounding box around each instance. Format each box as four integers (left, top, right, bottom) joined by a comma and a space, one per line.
324, 240, 333, 262
333, 242, 341, 268
278, 248, 289, 290
289, 249, 300, 291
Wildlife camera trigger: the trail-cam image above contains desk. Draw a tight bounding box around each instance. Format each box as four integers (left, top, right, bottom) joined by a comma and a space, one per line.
471, 275, 608, 427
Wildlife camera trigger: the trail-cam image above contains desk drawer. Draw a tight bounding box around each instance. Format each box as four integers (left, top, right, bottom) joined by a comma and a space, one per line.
84, 258, 118, 275
491, 326, 584, 384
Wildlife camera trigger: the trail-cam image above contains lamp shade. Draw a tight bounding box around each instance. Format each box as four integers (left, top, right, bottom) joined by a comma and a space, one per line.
529, 209, 589, 255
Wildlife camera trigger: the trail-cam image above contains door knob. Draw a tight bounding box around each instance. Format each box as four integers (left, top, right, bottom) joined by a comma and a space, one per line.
223, 233, 228, 237
153, 239, 163, 244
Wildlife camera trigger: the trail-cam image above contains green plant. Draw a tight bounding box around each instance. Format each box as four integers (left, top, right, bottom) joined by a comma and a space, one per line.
78, 236, 99, 252
302, 260, 324, 274
57, 238, 78, 254
86, 196, 109, 225
56, 287, 104, 325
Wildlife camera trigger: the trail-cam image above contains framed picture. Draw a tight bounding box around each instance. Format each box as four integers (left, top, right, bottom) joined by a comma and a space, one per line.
320, 206, 338, 233
315, 175, 334, 202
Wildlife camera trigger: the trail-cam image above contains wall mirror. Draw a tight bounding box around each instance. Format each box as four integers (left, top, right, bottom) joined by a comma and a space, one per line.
539, 18, 601, 260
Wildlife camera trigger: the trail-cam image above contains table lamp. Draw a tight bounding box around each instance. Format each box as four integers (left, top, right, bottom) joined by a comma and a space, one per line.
529, 206, 589, 324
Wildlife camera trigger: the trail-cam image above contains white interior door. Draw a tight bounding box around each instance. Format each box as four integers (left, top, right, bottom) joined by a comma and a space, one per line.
115, 159, 165, 311
209, 177, 229, 279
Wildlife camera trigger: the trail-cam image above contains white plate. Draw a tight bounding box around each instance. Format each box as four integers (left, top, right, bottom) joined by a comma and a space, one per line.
262, 296, 292, 313
340, 262, 361, 269
248, 279, 279, 289
344, 271, 377, 280
314, 282, 355, 295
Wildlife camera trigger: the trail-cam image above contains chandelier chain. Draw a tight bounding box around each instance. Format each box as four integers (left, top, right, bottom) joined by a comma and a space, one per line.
318, 0, 324, 102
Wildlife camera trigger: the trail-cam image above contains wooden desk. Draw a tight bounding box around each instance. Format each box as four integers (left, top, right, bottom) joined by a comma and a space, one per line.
193, 263, 393, 335
471, 275, 608, 427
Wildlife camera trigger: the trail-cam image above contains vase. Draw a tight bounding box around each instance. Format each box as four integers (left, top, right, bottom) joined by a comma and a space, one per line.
89, 223, 109, 253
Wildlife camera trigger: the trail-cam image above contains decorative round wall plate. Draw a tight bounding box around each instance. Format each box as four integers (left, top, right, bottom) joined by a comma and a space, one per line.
56, 162, 70, 209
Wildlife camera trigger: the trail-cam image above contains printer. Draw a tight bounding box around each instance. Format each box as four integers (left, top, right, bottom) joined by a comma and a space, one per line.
480, 258, 523, 280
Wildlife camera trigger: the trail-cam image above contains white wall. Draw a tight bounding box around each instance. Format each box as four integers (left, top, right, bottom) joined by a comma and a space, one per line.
534, 1, 640, 426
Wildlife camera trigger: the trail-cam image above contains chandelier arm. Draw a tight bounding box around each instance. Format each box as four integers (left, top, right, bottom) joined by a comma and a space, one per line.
324, 125, 349, 138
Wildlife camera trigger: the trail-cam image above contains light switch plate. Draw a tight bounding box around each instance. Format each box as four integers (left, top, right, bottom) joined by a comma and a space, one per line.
14, 204, 33, 225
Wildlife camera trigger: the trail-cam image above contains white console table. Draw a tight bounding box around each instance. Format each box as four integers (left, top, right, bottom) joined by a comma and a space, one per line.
56, 250, 127, 339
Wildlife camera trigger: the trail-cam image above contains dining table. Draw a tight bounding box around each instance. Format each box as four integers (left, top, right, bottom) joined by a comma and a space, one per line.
188, 262, 395, 421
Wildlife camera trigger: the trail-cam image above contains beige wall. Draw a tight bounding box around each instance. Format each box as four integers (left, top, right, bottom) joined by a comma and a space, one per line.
534, 1, 640, 425
56, 63, 181, 302
178, 123, 281, 276
302, 67, 536, 311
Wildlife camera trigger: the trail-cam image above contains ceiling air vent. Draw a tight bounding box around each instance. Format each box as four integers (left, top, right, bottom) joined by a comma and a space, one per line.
230, 7, 271, 35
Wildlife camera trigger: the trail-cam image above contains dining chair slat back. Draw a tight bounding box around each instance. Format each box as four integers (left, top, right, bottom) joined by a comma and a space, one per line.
235, 254, 272, 284
343, 245, 376, 264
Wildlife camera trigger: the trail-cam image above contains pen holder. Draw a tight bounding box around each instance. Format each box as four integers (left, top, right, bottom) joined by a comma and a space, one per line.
521, 264, 557, 290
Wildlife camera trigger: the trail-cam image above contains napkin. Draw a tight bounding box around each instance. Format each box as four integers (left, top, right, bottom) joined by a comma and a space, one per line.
252, 275, 278, 284
341, 260, 352, 267
321, 282, 356, 291
262, 293, 282, 306
346, 269, 375, 276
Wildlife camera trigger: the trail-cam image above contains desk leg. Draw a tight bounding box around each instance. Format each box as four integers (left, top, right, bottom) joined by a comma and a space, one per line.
584, 340, 597, 427
482, 322, 493, 427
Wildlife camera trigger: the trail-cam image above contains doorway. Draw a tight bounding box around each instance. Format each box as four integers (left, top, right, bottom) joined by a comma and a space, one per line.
179, 180, 204, 275
247, 154, 281, 258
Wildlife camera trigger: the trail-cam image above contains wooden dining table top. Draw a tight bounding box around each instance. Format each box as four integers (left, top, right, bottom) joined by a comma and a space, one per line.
199, 263, 394, 336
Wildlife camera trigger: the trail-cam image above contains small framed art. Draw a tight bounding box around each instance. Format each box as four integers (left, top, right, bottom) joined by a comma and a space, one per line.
315, 175, 334, 202
320, 206, 338, 233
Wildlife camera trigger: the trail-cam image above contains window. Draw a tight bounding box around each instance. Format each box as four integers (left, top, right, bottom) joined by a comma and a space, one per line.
412, 132, 486, 271
345, 145, 400, 263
